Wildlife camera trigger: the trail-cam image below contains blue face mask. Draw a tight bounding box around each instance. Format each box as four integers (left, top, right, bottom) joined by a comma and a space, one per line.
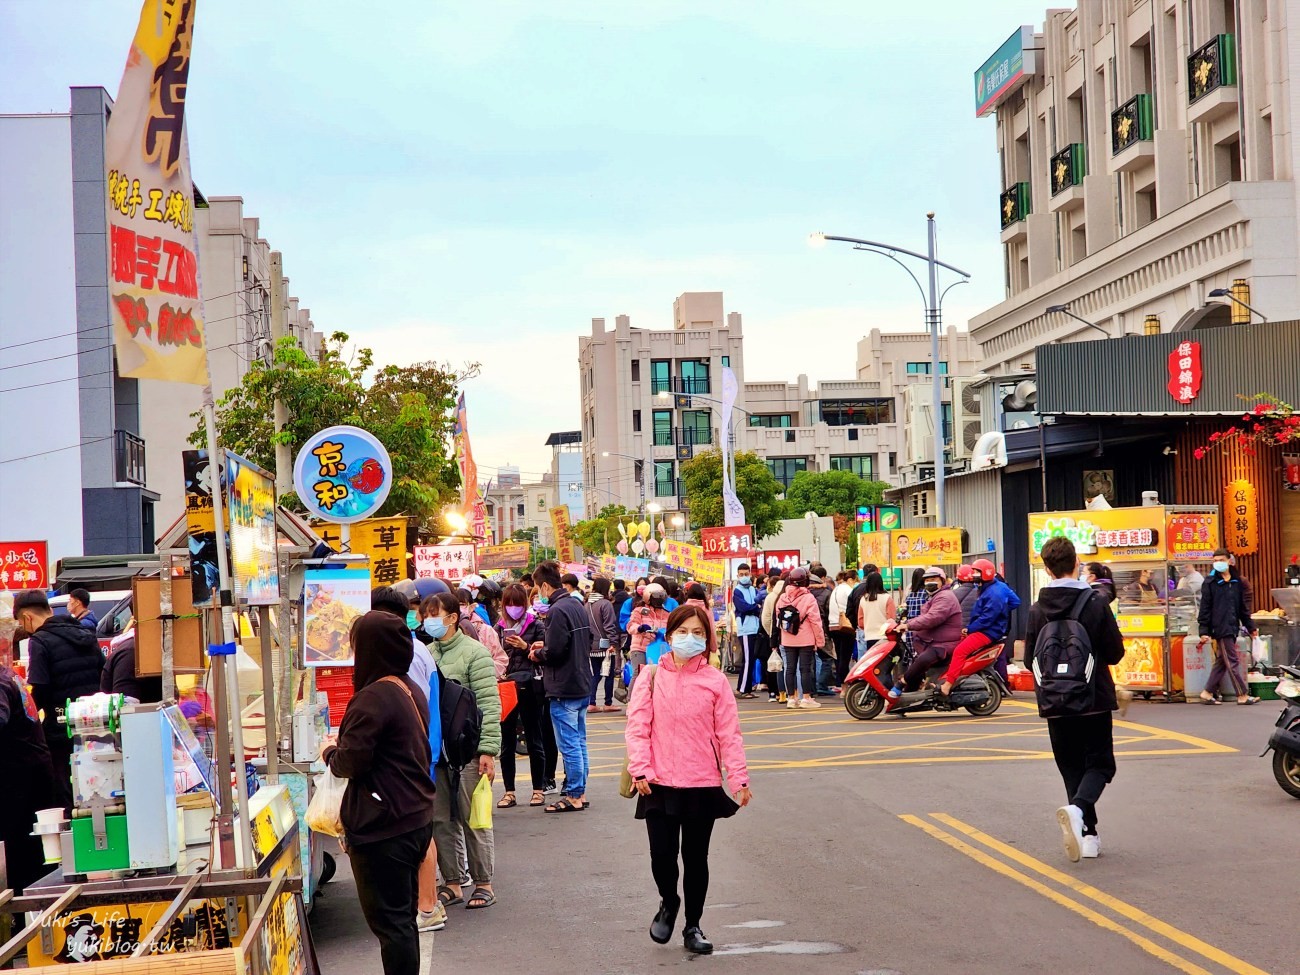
1213, 561, 1230, 574
423, 617, 447, 640
405, 611, 418, 631
737, 576, 751, 586
671, 633, 709, 658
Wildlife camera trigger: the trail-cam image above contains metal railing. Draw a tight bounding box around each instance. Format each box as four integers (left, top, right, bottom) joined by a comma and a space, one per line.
1111, 93, 1153, 154
114, 429, 146, 486
1188, 34, 1237, 103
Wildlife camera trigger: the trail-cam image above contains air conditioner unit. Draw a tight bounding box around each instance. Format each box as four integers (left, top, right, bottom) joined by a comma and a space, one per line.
902, 385, 934, 466
910, 489, 936, 519
949, 378, 984, 461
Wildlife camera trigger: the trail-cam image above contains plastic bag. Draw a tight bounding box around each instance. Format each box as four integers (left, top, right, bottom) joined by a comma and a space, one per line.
767, 650, 783, 673
306, 770, 346, 838
646, 636, 669, 665
468, 774, 494, 831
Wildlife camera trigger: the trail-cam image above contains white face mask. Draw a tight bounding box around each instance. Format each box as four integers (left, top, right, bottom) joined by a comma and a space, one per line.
670, 633, 708, 658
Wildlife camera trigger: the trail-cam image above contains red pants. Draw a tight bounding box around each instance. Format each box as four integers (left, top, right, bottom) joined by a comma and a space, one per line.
942, 632, 993, 684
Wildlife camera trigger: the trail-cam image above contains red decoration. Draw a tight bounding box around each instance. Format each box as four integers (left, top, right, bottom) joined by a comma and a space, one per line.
0, 540, 48, 591
1167, 340, 1203, 404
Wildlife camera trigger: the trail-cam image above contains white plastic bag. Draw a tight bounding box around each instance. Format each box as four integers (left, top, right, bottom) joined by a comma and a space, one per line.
1252, 635, 1269, 666
767, 650, 783, 673
306, 770, 346, 838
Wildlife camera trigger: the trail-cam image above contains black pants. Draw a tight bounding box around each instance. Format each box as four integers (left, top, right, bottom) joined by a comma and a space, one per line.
902, 646, 948, 691
736, 633, 762, 694
47, 733, 74, 815
542, 686, 559, 783
589, 654, 615, 707
500, 678, 547, 792
832, 629, 856, 686
784, 647, 817, 698
646, 814, 717, 929
349, 821, 434, 975
1047, 712, 1116, 834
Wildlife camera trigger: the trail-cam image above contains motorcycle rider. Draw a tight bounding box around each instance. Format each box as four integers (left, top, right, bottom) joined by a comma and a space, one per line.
952, 564, 980, 629
889, 567, 963, 697
938, 559, 1020, 697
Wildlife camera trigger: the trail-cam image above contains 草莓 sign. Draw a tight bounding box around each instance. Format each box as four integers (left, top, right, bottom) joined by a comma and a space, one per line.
974, 26, 1037, 117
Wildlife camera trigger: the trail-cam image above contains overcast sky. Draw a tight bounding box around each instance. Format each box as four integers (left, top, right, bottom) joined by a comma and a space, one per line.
3, 0, 1047, 478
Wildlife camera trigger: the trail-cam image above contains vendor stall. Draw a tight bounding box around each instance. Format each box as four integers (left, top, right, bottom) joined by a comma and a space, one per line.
1028, 505, 1221, 701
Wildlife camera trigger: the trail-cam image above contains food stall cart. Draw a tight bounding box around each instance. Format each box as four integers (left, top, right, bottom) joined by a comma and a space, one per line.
1028, 505, 1221, 701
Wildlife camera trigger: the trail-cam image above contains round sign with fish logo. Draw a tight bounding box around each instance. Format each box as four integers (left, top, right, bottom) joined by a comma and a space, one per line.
293, 425, 394, 524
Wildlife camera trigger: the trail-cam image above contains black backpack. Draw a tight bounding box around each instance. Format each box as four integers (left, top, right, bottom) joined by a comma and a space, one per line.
438, 668, 483, 771
777, 604, 801, 635
1032, 588, 1097, 718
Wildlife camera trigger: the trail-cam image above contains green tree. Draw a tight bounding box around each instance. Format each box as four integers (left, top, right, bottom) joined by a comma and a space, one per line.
512, 527, 556, 572
679, 449, 786, 541
195, 334, 477, 526
784, 469, 891, 520
571, 504, 630, 555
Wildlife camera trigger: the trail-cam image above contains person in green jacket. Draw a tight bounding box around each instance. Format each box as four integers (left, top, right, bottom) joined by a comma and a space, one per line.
424, 591, 502, 912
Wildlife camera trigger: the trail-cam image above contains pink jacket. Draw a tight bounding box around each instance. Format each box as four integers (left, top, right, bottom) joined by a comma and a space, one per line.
774, 585, 826, 649
625, 653, 749, 789
626, 605, 670, 656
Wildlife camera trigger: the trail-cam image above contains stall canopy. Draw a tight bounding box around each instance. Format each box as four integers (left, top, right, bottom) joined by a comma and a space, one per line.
155, 505, 323, 552
54, 553, 153, 589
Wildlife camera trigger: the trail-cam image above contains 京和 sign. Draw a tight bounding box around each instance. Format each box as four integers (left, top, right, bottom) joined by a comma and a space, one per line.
293, 425, 393, 524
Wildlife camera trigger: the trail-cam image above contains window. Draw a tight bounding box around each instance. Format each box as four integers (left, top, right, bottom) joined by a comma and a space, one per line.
721, 355, 730, 368
941, 403, 953, 446
819, 398, 894, 426
784, 430, 796, 443
653, 410, 673, 446
681, 410, 711, 445
651, 360, 671, 394
748, 414, 792, 427
905, 362, 949, 376
766, 457, 807, 489
830, 455, 874, 478
654, 460, 676, 497
848, 428, 859, 442
631, 359, 640, 382
632, 410, 642, 433
516, 503, 525, 516
888, 451, 897, 471
679, 359, 711, 395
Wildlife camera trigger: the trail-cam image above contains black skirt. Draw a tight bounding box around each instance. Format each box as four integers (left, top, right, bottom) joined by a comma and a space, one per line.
635, 784, 738, 821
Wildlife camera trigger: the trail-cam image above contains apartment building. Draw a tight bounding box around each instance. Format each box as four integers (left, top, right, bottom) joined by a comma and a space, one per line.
972, 1, 1300, 373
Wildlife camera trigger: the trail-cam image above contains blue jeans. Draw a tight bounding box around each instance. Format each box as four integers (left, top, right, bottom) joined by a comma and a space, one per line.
549, 698, 590, 799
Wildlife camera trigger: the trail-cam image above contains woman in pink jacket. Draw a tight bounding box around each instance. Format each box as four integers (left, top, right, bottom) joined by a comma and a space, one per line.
774, 567, 827, 710
625, 605, 752, 955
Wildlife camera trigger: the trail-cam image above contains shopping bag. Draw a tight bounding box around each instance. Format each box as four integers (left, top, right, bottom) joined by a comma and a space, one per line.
468, 774, 494, 831
646, 636, 669, 665
766, 650, 783, 673
622, 661, 634, 687
306, 769, 346, 838
498, 680, 518, 723
619, 756, 636, 799
1252, 635, 1269, 667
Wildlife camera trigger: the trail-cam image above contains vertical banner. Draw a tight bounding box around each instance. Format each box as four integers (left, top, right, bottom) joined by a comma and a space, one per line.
183, 448, 221, 606
105, 0, 208, 384
550, 506, 576, 564
346, 518, 409, 586
454, 394, 487, 543
720, 367, 745, 528
225, 450, 279, 605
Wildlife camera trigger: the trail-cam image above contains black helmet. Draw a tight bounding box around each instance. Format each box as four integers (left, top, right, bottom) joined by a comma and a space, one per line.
787, 567, 810, 587
476, 579, 502, 602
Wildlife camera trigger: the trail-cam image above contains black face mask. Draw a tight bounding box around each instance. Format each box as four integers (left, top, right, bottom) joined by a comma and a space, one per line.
924, 582, 941, 593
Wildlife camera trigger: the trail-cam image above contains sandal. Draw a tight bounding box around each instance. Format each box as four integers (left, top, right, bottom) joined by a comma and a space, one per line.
496, 793, 517, 809
437, 886, 464, 907
466, 888, 496, 910
529, 791, 545, 807
1199, 693, 1222, 705
1238, 696, 1262, 705
544, 797, 585, 813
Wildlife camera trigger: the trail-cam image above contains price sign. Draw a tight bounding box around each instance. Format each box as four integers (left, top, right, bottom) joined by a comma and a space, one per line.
700, 525, 755, 560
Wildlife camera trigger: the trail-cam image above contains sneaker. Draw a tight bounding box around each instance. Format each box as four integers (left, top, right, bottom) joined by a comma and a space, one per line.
1081, 834, 1101, 859
786, 697, 800, 710
768, 693, 777, 702
887, 685, 903, 700
1116, 688, 1133, 718
417, 904, 447, 932
798, 697, 822, 710
545, 779, 558, 794
1056, 805, 1085, 863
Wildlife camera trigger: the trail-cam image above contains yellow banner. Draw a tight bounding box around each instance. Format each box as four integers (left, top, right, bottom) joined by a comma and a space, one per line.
858, 532, 892, 570
311, 517, 407, 586
889, 528, 963, 567
105, 0, 208, 384
550, 506, 575, 564
478, 541, 531, 570
1028, 508, 1164, 565
694, 556, 724, 586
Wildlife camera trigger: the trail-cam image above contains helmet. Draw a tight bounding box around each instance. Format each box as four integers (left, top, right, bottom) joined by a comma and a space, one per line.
955, 564, 975, 583
787, 567, 810, 587
922, 565, 945, 581
461, 573, 484, 594
476, 579, 502, 602
413, 577, 450, 600
391, 579, 419, 604
970, 559, 997, 582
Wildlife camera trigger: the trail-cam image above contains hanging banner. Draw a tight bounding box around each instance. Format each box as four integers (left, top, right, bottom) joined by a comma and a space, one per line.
414, 544, 476, 584
0, 541, 48, 591
183, 448, 223, 606
302, 568, 370, 668
1224, 479, 1259, 555
293, 425, 393, 524
477, 542, 531, 571
1028, 509, 1163, 564
720, 366, 745, 527
858, 533, 892, 570
693, 558, 725, 586
104, 0, 208, 385
1167, 339, 1203, 405
891, 528, 964, 567
550, 506, 576, 564
700, 525, 755, 560
454, 394, 487, 542
226, 450, 279, 605
614, 556, 650, 579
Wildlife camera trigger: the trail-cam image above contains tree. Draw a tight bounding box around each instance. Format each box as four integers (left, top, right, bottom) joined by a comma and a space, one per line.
195, 334, 477, 526
784, 469, 891, 521
512, 528, 556, 572
571, 504, 630, 555
679, 449, 786, 541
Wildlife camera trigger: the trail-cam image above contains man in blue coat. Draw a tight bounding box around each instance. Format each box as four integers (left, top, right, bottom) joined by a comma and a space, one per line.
938, 558, 1020, 695
731, 563, 766, 697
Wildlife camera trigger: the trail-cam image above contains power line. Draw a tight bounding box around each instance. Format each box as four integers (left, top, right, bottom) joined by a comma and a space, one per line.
0, 435, 115, 465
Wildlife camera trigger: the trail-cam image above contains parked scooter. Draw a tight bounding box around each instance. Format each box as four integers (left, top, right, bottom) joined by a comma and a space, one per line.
842, 620, 1007, 720
1262, 664, 1300, 798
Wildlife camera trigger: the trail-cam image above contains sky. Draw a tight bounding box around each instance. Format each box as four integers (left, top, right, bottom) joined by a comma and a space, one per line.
2, 0, 1047, 479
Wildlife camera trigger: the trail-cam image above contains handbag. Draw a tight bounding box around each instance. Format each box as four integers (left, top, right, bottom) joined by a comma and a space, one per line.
838, 611, 852, 630
498, 679, 518, 723
620, 665, 658, 799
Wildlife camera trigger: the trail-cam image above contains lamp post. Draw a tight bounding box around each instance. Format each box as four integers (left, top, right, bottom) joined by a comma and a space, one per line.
810, 216, 970, 526
601, 449, 646, 513
1207, 288, 1268, 323
1045, 304, 1110, 337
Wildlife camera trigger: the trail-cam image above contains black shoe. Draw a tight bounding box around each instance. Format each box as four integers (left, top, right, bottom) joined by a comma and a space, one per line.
683, 926, 713, 955
650, 899, 680, 944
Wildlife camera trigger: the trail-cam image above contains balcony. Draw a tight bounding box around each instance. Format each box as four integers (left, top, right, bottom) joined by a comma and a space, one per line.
674, 426, 714, 447
1110, 94, 1154, 173
1187, 34, 1238, 125
673, 376, 711, 396
1049, 143, 1086, 212
650, 377, 672, 395
114, 429, 146, 486
654, 477, 683, 500
999, 181, 1030, 244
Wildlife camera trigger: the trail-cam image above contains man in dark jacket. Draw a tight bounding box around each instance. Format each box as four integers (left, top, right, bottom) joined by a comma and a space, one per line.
809, 566, 836, 693
100, 637, 163, 704
1196, 547, 1259, 704
1026, 536, 1126, 862
0, 663, 56, 892
530, 560, 593, 811
323, 610, 434, 973
14, 590, 104, 813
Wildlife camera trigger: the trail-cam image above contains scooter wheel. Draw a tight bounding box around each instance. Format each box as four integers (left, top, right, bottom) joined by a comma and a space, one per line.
320, 852, 337, 886
1272, 748, 1300, 799
964, 676, 1003, 717
844, 683, 885, 721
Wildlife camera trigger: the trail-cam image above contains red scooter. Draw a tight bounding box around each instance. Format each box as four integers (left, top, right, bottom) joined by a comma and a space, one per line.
842, 620, 1007, 720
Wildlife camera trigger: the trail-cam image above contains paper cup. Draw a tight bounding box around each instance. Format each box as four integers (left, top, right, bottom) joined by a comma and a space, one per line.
35, 807, 63, 826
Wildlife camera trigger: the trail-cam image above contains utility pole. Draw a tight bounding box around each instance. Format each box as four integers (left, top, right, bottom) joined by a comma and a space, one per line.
268, 252, 292, 500
925, 213, 946, 526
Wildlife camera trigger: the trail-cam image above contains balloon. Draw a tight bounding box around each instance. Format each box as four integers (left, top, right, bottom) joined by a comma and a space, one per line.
645, 539, 660, 555
617, 521, 628, 539
616, 539, 629, 555
638, 521, 651, 539
631, 539, 646, 555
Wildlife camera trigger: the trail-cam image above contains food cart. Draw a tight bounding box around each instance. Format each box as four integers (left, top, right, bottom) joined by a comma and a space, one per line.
1028, 505, 1221, 701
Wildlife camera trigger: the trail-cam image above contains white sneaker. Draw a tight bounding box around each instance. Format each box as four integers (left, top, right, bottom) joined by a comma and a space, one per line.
798, 698, 822, 710
1056, 805, 1084, 863
786, 698, 800, 710
1081, 834, 1101, 859
417, 904, 447, 932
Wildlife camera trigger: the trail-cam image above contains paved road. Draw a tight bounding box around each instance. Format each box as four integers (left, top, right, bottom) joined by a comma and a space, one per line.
311, 697, 1290, 974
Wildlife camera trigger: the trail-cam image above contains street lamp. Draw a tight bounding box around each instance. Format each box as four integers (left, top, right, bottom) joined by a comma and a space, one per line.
809, 216, 971, 525
601, 449, 647, 512
1207, 288, 1268, 323
671, 513, 685, 540
1045, 304, 1109, 337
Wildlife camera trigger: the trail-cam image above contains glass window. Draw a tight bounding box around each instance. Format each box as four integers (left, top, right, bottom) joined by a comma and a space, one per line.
721, 355, 730, 368
848, 428, 859, 442
819, 398, 894, 426
654, 460, 676, 497
516, 503, 525, 516
906, 362, 932, 375
748, 414, 792, 428
632, 409, 642, 433
941, 403, 953, 445
651, 360, 671, 394
631, 359, 640, 382
830, 455, 874, 478
766, 457, 807, 489
682, 410, 711, 445
679, 359, 711, 395
940, 362, 949, 374
653, 410, 673, 446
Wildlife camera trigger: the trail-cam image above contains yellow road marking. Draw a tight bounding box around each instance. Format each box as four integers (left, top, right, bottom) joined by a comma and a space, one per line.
930, 814, 1269, 975
899, 815, 1215, 975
